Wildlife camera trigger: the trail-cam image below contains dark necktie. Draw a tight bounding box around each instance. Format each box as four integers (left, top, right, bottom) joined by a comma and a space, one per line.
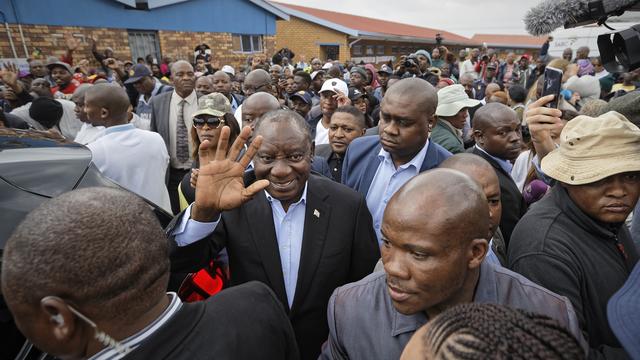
176, 99, 189, 163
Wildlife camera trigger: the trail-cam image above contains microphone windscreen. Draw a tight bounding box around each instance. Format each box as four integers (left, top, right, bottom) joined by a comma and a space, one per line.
524, 0, 589, 35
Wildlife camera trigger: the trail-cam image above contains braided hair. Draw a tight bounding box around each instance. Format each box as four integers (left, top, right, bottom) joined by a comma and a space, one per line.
423, 303, 585, 360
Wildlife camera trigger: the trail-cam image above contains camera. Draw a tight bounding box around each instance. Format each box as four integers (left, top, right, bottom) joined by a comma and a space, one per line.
404, 56, 419, 68
435, 33, 443, 46
598, 23, 640, 72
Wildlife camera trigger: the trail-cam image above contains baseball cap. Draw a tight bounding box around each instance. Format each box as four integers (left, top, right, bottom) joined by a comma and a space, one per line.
310, 70, 325, 80
192, 92, 231, 118
322, 62, 333, 70
290, 90, 313, 105
124, 64, 152, 84
46, 61, 73, 74
377, 64, 393, 75
319, 78, 348, 95
221, 65, 235, 76
348, 87, 366, 101
436, 84, 481, 117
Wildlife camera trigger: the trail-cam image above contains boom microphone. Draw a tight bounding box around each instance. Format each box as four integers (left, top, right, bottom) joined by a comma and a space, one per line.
524, 0, 640, 35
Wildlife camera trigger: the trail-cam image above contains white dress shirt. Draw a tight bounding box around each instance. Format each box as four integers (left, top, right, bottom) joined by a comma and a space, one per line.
88, 123, 171, 212
169, 90, 197, 169
366, 140, 430, 243
74, 122, 105, 145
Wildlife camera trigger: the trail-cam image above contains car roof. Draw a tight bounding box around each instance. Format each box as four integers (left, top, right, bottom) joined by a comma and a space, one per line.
0, 128, 91, 197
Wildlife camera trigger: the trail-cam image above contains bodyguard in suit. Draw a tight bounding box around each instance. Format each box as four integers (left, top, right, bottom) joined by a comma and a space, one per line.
2, 187, 299, 360
315, 105, 366, 182
341, 78, 452, 243
470, 103, 526, 247
169, 110, 380, 359
150, 60, 198, 214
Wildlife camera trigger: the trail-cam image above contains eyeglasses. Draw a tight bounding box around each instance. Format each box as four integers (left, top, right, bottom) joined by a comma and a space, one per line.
193, 116, 225, 129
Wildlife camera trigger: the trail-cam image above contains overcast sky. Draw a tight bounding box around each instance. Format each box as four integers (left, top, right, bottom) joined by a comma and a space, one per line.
275, 0, 546, 37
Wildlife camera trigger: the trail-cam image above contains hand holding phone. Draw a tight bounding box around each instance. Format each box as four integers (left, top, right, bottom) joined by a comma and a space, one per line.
542, 67, 563, 108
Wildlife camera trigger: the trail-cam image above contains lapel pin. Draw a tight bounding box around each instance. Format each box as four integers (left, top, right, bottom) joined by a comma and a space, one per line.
313, 209, 320, 218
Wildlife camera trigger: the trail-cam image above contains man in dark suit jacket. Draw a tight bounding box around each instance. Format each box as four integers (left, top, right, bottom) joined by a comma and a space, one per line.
169, 110, 379, 359
150, 60, 198, 214
341, 78, 451, 243
315, 105, 366, 182
470, 103, 526, 247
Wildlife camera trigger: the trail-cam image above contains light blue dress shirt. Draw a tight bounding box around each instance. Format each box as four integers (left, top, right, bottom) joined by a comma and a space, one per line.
173, 183, 309, 308
265, 183, 308, 307
366, 140, 430, 244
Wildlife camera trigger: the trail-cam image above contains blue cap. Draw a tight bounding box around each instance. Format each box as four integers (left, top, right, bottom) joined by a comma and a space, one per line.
290, 90, 313, 105
607, 262, 640, 359
124, 64, 152, 84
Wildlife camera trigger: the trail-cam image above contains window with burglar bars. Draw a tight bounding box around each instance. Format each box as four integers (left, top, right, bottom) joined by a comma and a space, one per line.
232, 34, 263, 53
127, 30, 162, 63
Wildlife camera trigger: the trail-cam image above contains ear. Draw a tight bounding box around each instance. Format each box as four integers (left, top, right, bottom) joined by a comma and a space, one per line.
472, 128, 483, 144
467, 238, 488, 270
40, 296, 77, 342
100, 107, 110, 120
426, 114, 437, 131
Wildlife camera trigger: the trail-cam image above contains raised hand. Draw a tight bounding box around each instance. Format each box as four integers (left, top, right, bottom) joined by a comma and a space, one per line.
1, 63, 21, 93
525, 95, 564, 161
333, 89, 351, 107
191, 126, 269, 222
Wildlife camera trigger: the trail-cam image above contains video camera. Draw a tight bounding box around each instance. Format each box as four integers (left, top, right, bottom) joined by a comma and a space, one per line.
598, 23, 640, 72
403, 55, 419, 68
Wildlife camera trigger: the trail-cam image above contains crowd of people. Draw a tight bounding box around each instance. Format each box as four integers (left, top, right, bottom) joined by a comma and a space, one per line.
1, 34, 640, 360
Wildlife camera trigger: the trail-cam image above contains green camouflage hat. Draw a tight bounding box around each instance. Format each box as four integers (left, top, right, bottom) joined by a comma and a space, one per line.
192, 92, 231, 118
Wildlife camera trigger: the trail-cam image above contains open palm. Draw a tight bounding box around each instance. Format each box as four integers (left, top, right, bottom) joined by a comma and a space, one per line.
192, 126, 269, 221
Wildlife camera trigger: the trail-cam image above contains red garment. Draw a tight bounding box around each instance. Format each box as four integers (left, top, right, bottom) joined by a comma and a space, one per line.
363, 63, 380, 89
51, 78, 81, 95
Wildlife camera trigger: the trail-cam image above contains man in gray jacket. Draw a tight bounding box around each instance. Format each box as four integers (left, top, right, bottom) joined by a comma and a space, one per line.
320, 169, 585, 360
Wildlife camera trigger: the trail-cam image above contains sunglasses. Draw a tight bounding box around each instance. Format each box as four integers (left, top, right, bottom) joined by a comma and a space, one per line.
193, 116, 225, 128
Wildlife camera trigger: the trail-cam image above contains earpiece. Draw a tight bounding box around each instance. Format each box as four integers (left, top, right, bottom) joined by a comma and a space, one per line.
52, 314, 64, 326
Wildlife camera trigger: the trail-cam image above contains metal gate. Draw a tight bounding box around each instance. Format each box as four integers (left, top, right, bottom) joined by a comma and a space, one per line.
127, 30, 162, 63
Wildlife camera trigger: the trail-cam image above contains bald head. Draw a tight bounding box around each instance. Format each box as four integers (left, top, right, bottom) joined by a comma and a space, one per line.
212, 70, 230, 81
84, 83, 130, 126
242, 92, 281, 133
384, 77, 437, 116
385, 168, 490, 244
2, 188, 169, 322
244, 69, 272, 96
485, 83, 501, 100
71, 83, 92, 103
472, 103, 516, 131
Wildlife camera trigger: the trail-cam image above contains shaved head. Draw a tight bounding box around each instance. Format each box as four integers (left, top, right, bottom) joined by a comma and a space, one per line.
244, 92, 280, 116
383, 77, 437, 116
2, 187, 169, 321
84, 83, 130, 124
485, 83, 501, 99
472, 103, 516, 131
385, 168, 490, 245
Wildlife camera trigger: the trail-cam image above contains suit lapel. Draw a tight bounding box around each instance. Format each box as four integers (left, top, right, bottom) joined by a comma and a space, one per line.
360, 144, 382, 196
420, 141, 441, 172
160, 92, 172, 144
244, 192, 289, 309
290, 177, 331, 315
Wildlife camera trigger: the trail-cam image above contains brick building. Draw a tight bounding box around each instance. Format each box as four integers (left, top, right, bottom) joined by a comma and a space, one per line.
271, 2, 475, 64
0, 0, 287, 69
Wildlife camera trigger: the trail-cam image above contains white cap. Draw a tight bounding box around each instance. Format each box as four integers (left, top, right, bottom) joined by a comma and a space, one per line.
322, 62, 333, 70
221, 65, 235, 76
319, 78, 348, 95
436, 84, 481, 117
310, 70, 325, 80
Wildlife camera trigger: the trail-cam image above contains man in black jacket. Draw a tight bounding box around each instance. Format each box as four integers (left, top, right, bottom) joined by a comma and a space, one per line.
508, 111, 640, 359
1, 187, 299, 360
471, 103, 525, 247
169, 110, 379, 359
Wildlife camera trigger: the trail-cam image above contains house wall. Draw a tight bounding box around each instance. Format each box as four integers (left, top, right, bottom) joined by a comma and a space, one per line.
0, 24, 275, 69
275, 16, 348, 63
